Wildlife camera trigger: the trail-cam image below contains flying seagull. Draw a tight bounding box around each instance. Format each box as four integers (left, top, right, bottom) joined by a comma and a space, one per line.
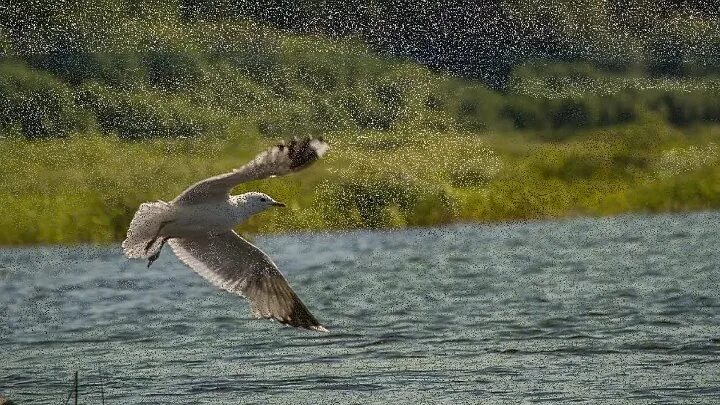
122, 137, 330, 332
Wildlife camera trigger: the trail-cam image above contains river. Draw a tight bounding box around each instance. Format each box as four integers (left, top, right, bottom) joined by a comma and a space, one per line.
2, 212, 719, 403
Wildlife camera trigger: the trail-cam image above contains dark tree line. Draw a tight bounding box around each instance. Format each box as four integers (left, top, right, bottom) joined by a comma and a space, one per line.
179, 0, 720, 87
2, 0, 720, 87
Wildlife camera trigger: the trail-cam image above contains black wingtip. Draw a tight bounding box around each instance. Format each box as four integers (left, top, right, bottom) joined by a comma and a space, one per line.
284, 137, 328, 170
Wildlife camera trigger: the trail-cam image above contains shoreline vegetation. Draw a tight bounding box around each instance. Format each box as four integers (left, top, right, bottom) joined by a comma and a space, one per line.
2, 120, 720, 245
2, 3, 720, 245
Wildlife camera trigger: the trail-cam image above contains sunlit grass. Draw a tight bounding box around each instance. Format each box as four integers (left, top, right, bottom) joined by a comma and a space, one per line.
2, 121, 720, 245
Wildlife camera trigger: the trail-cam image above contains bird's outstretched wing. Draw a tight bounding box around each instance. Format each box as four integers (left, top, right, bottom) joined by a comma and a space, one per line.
168, 231, 327, 332
173, 137, 329, 204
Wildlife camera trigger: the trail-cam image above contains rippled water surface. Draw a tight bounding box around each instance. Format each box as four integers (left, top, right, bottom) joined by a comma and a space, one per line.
2, 212, 720, 403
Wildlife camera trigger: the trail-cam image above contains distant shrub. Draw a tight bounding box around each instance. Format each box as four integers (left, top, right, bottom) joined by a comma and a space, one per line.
501, 96, 547, 129
142, 49, 204, 90
0, 61, 91, 138
644, 90, 720, 126
550, 97, 599, 129
308, 98, 354, 133
319, 178, 421, 227
76, 83, 226, 139
342, 81, 406, 131
221, 45, 280, 80
597, 92, 639, 126
294, 59, 339, 92
26, 53, 145, 87
451, 86, 504, 131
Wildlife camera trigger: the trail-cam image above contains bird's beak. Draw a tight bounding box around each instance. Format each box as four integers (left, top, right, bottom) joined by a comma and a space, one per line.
271, 201, 286, 207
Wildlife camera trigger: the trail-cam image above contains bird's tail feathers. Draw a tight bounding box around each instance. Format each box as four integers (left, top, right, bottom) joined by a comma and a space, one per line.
122, 201, 174, 259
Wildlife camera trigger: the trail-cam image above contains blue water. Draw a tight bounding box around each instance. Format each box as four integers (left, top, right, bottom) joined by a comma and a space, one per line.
2, 212, 720, 403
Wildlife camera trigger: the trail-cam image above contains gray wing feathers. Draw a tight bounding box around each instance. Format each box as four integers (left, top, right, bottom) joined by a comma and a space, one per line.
173, 137, 329, 204
168, 231, 327, 332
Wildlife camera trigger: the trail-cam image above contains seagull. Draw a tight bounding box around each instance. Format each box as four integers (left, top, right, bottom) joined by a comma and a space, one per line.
121, 137, 330, 332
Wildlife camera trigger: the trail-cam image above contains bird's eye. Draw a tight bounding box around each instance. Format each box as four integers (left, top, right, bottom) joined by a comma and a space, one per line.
260, 198, 267, 202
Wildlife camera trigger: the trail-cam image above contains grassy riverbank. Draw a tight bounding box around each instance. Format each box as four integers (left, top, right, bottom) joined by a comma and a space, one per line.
2, 119, 719, 245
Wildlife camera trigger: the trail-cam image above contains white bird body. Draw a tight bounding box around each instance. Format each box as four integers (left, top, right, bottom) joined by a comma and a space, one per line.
121, 137, 329, 332
162, 196, 258, 237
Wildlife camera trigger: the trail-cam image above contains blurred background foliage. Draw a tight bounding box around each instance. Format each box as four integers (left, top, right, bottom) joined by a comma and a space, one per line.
1, 0, 720, 244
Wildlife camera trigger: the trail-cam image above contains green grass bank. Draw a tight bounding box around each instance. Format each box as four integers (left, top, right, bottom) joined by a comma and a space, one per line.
2, 119, 720, 245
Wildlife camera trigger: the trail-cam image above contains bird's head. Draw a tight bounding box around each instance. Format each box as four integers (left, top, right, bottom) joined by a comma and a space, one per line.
240, 192, 286, 214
